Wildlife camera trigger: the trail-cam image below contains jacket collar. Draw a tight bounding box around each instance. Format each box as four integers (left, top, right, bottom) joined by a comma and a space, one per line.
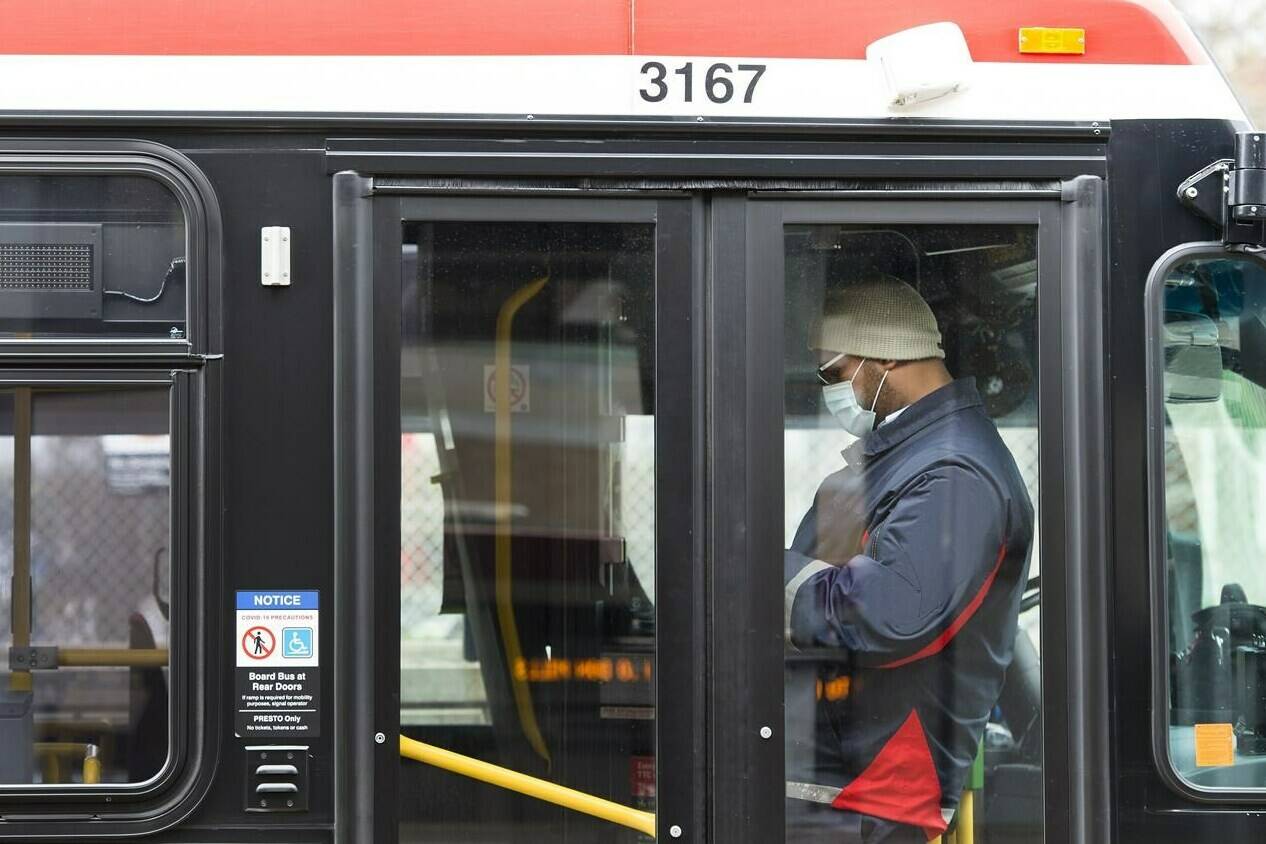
841, 378, 983, 465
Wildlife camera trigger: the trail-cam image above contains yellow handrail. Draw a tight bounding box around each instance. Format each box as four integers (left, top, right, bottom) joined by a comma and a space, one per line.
493, 275, 551, 765
400, 735, 655, 838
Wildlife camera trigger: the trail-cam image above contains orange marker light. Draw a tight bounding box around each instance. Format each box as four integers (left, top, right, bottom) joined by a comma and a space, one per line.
1019, 27, 1086, 55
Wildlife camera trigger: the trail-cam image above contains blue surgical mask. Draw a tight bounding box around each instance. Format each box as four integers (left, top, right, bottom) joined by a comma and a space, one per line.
821, 356, 889, 437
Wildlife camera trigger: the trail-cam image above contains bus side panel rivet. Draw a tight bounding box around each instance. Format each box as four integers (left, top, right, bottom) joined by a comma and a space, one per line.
669, 824, 683, 838
760, 725, 773, 739
374, 732, 386, 744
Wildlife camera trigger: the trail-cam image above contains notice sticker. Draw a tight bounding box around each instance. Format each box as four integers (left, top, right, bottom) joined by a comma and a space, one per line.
1194, 722, 1235, 767
235, 590, 319, 737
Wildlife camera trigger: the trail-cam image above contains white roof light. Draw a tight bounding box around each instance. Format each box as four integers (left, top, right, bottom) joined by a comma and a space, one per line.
866, 21, 974, 109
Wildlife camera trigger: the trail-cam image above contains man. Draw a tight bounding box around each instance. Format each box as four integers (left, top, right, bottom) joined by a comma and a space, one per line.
785, 276, 1034, 843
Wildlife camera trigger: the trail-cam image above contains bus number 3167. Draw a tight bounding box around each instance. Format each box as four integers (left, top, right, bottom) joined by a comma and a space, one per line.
638, 61, 767, 104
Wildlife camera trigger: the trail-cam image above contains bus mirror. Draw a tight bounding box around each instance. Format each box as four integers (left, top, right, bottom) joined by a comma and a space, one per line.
1162, 310, 1222, 403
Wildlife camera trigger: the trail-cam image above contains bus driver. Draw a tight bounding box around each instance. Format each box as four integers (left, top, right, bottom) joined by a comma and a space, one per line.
784, 277, 1034, 843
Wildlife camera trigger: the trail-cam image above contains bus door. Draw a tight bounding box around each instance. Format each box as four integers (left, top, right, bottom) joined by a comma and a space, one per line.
721, 186, 1109, 844
332, 174, 1108, 843
334, 183, 702, 842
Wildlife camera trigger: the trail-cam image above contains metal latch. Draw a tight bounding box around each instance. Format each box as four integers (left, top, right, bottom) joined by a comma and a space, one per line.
1178, 131, 1266, 249
8, 647, 57, 671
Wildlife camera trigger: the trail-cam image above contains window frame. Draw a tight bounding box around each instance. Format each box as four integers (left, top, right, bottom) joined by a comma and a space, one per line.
0, 140, 221, 836
1146, 240, 1266, 802
0, 139, 221, 361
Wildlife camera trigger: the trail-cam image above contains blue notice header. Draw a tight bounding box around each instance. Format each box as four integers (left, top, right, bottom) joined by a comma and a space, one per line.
236, 590, 319, 611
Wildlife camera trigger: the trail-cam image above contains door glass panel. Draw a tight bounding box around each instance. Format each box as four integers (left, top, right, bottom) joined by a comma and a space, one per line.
1158, 254, 1266, 790
0, 386, 172, 785
399, 221, 656, 841
783, 224, 1043, 842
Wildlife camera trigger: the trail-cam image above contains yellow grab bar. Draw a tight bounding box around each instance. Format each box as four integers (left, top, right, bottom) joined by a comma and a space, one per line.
400, 735, 655, 838
493, 275, 551, 765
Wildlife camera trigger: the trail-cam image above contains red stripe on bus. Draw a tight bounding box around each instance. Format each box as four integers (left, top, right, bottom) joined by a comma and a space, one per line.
0, 0, 1199, 64
878, 544, 1008, 670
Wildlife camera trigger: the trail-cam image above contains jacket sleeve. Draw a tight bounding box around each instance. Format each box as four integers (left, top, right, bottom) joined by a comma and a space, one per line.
786, 462, 1007, 664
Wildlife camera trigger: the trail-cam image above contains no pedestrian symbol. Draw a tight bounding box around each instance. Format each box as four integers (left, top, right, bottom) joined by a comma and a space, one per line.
243, 626, 275, 660
483, 364, 530, 413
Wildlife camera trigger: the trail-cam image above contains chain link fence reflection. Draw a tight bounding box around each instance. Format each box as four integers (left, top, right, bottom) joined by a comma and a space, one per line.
0, 436, 168, 652
399, 421, 1042, 640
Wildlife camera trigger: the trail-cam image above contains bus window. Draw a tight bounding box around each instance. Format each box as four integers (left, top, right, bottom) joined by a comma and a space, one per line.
0, 174, 187, 340
399, 220, 656, 841
1156, 253, 1266, 791
783, 223, 1042, 842
0, 385, 172, 786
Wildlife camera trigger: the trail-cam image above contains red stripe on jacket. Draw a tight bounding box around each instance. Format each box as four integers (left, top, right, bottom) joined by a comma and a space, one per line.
878, 543, 1007, 670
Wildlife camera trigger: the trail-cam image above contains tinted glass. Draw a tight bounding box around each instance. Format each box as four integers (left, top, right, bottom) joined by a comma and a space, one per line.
399, 221, 656, 841
0, 175, 186, 339
1159, 255, 1266, 790
0, 386, 171, 785
783, 224, 1042, 842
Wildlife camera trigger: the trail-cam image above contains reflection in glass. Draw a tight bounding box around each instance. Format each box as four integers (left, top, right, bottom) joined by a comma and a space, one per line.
399, 221, 656, 842
1161, 255, 1266, 789
0, 387, 172, 785
783, 224, 1042, 843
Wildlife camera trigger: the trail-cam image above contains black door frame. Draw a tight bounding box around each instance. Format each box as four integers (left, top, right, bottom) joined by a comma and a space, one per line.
333, 169, 1110, 844
711, 185, 1109, 844
333, 183, 705, 843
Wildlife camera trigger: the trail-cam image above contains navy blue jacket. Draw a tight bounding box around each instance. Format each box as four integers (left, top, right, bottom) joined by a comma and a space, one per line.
784, 379, 1033, 836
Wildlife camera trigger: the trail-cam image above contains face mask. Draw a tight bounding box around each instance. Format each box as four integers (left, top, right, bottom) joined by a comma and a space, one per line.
821, 356, 889, 437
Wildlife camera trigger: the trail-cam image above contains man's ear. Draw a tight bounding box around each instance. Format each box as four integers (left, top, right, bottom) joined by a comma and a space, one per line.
877, 359, 900, 371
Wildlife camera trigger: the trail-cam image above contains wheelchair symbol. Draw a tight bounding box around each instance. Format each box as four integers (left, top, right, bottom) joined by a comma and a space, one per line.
283, 627, 312, 658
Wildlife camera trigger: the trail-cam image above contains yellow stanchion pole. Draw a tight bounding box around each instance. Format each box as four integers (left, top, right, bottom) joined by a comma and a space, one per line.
493, 276, 551, 766
10, 387, 32, 693
83, 745, 101, 784
957, 789, 975, 844
400, 735, 655, 838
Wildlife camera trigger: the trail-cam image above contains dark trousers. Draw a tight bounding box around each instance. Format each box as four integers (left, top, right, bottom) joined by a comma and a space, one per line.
785, 799, 929, 844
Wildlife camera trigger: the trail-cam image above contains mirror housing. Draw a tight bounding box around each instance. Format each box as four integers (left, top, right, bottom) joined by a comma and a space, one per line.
1177, 131, 1266, 248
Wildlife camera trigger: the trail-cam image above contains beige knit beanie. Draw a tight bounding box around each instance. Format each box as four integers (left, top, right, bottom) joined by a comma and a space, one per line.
812, 276, 945, 361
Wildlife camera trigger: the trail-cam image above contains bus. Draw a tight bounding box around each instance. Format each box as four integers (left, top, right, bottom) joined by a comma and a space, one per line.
0, 1, 1263, 842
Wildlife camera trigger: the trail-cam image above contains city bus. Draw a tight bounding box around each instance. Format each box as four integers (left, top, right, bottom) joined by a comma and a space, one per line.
0, 0, 1264, 842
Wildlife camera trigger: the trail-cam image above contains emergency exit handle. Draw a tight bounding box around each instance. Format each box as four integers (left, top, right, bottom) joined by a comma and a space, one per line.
255, 764, 299, 777
255, 782, 299, 794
